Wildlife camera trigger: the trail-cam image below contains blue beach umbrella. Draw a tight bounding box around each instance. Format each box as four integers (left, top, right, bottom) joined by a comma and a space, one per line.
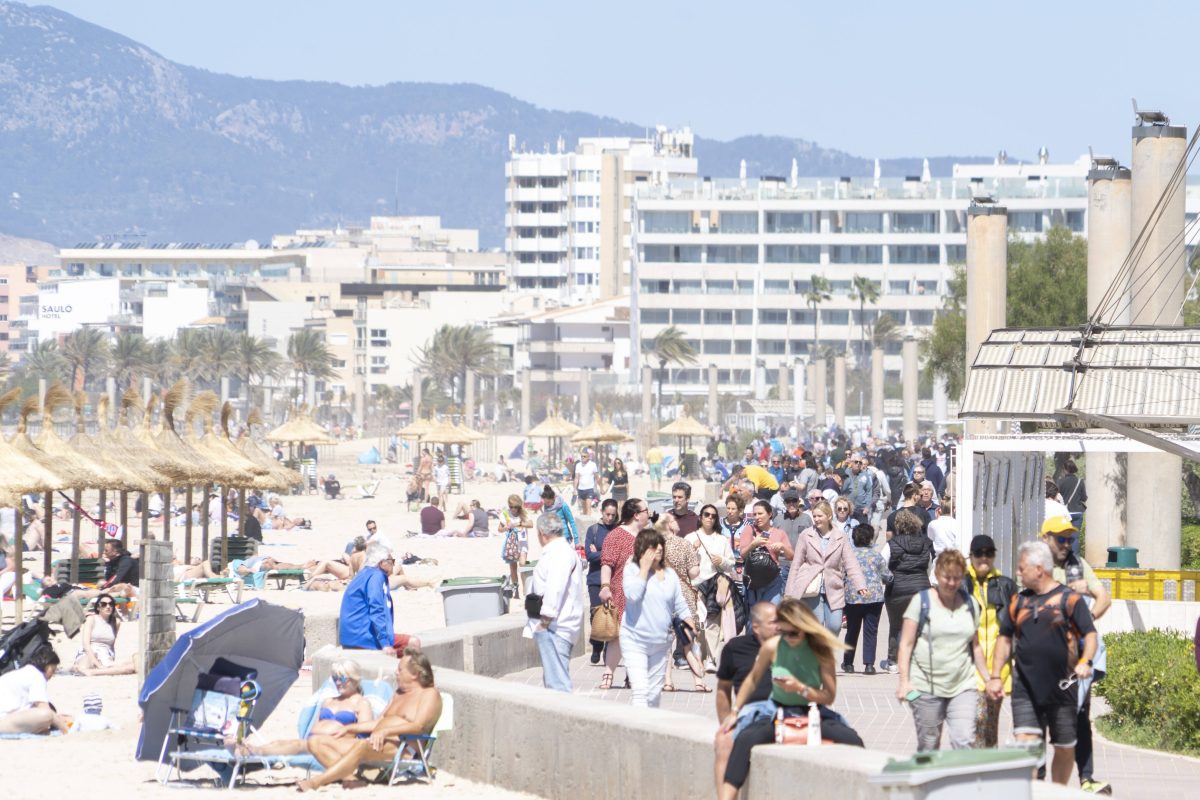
135, 598, 305, 762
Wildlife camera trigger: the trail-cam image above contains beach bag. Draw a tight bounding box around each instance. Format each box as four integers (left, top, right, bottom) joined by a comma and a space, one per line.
591, 602, 619, 642
502, 530, 521, 562
744, 547, 780, 590
0, 618, 52, 676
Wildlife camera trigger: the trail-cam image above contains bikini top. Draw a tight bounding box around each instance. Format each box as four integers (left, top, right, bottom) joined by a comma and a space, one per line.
318, 707, 358, 725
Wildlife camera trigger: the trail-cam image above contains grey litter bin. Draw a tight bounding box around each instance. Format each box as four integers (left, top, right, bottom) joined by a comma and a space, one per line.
869, 748, 1037, 800
438, 577, 508, 626
519, 560, 537, 595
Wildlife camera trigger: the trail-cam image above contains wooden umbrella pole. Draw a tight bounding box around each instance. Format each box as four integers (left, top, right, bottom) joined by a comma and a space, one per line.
200, 483, 211, 559
13, 508, 25, 625
140, 492, 149, 542
70, 488, 82, 584
42, 491, 52, 577
220, 486, 229, 570
98, 489, 107, 525
184, 486, 193, 563
161, 490, 170, 542
237, 488, 246, 538
119, 490, 128, 544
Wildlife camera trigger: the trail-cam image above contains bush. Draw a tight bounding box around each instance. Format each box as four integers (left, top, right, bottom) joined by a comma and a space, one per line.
1183, 521, 1200, 570
1095, 630, 1200, 754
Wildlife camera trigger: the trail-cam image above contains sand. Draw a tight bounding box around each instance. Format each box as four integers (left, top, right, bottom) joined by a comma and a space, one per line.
0, 437, 653, 798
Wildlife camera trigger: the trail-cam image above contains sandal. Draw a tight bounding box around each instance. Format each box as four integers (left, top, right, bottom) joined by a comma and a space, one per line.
693, 682, 712, 693
598, 672, 614, 690
663, 684, 676, 692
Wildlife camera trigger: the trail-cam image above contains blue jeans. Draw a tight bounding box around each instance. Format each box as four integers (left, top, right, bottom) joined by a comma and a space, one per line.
745, 575, 783, 606
534, 630, 573, 693
803, 594, 844, 636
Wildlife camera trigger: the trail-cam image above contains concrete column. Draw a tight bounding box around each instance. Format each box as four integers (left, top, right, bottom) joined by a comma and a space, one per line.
578, 370, 590, 426
464, 370, 476, 429
38, 378, 47, 413
219, 376, 230, 406
833, 355, 846, 429
1086, 161, 1133, 561
641, 365, 653, 425
106, 377, 117, 421
142, 377, 152, 407
353, 376, 365, 429
813, 360, 827, 429
805, 363, 816, 405
520, 370, 532, 433
776, 363, 789, 402
263, 387, 273, 416
965, 203, 1007, 437
1126, 122, 1188, 569
707, 365, 719, 431
305, 375, 316, 409
932, 375, 948, 435
792, 361, 804, 429
755, 362, 768, 402
412, 370, 423, 420
902, 335, 918, 443
871, 346, 885, 436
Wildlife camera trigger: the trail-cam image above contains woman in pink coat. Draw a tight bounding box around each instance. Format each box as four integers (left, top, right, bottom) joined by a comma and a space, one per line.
784, 500, 869, 635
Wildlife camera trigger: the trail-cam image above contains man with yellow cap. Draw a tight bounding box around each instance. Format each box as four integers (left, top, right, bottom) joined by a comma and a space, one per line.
1040, 515, 1112, 795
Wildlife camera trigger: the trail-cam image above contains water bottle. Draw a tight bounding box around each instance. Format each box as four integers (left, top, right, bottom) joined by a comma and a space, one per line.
807, 703, 822, 747
774, 707, 784, 743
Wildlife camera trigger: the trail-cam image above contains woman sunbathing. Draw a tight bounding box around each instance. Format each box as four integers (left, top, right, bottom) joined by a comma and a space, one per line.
73, 594, 136, 676
237, 660, 375, 756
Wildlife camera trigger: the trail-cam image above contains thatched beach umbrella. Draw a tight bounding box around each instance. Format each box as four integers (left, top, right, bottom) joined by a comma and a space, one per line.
571, 406, 632, 467
91, 390, 173, 541
658, 410, 715, 480
526, 409, 580, 467
266, 412, 335, 445
239, 408, 304, 491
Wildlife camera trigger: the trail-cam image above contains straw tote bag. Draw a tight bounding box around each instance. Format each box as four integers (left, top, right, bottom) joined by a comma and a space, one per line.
590, 602, 619, 642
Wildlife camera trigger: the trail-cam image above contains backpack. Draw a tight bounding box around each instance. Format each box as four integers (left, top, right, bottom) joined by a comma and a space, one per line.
743, 547, 780, 590
914, 587, 979, 697
0, 618, 53, 676
1007, 588, 1084, 661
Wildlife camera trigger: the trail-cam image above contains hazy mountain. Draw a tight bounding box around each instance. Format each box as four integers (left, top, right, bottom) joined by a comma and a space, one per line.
0, 2, 985, 248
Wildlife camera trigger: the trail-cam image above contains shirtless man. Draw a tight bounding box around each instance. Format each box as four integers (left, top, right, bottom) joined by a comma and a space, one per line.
298, 648, 443, 792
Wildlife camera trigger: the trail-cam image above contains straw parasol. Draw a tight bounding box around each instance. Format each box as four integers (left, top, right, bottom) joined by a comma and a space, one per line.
238, 408, 304, 490
658, 409, 714, 480
184, 391, 261, 485
145, 381, 224, 485
422, 417, 475, 446
526, 405, 581, 466
9, 384, 107, 487
396, 416, 434, 439
0, 388, 72, 493
571, 406, 632, 467
69, 393, 159, 493
266, 411, 335, 445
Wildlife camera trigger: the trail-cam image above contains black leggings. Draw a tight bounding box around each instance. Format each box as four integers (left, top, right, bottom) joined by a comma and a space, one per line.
723, 709, 864, 788
885, 591, 916, 662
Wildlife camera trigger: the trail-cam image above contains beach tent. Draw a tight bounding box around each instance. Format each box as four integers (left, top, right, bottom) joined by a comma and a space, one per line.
358, 446, 381, 465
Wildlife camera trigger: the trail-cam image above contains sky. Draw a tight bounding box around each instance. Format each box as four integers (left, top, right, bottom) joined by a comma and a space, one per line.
41, 0, 1200, 162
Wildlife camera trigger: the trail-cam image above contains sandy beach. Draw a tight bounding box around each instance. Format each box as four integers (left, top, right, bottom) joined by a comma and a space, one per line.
1, 437, 644, 798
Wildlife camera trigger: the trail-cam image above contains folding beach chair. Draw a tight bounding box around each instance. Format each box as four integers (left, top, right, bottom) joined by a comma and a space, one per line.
360, 692, 455, 785
265, 570, 306, 590
156, 657, 260, 787
353, 481, 381, 499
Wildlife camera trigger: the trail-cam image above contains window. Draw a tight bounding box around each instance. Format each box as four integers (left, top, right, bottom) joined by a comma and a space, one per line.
888, 280, 910, 294
734, 340, 752, 355
790, 340, 810, 355
540, 227, 559, 238
518, 202, 537, 213
704, 309, 733, 324
540, 202, 560, 213
791, 309, 814, 324
830, 280, 851, 295
765, 245, 821, 263
844, 213, 882, 233
706, 245, 758, 263
892, 245, 939, 264
703, 340, 732, 354
763, 280, 790, 294
518, 226, 538, 238
642, 211, 692, 233
759, 309, 788, 324
821, 309, 849, 325
369, 328, 387, 338
706, 280, 734, 294
735, 310, 753, 325
718, 212, 758, 234
672, 280, 703, 294
517, 177, 537, 188
640, 308, 670, 323
539, 177, 561, 188
575, 195, 597, 208
794, 279, 811, 294
760, 340, 787, 354
853, 309, 879, 325
735, 280, 757, 295
916, 280, 938, 295
639, 280, 670, 294
1008, 211, 1042, 233
574, 247, 597, 259
517, 252, 537, 263
643, 245, 702, 263
764, 212, 815, 233
830, 245, 882, 264
909, 310, 935, 325
1066, 210, 1085, 232
892, 212, 938, 233
946, 245, 966, 263
672, 309, 701, 324
575, 221, 596, 233
539, 253, 560, 263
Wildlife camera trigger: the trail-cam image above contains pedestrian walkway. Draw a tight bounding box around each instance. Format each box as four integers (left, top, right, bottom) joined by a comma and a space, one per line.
502, 653, 1200, 796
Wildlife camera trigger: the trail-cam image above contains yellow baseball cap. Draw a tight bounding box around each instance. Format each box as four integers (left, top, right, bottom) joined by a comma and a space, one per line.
1040, 515, 1078, 535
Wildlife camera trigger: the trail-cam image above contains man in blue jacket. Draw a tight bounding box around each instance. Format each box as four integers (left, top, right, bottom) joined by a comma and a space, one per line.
339, 546, 420, 654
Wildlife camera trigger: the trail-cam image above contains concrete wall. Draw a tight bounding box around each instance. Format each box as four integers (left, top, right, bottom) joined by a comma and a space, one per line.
1096, 599, 1200, 636
138, 539, 176, 686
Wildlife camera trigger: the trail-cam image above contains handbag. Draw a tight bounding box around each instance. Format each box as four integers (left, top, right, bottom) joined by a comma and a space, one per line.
524, 592, 544, 619
590, 601, 619, 642
774, 713, 832, 745
801, 572, 822, 599
502, 529, 521, 562
671, 616, 695, 648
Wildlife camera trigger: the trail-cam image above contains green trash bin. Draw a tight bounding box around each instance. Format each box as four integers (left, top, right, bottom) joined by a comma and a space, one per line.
437, 577, 508, 626
869, 748, 1037, 800
1106, 546, 1139, 568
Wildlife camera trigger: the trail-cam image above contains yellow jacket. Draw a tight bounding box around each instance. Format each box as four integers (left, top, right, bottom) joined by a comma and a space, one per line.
968, 562, 1013, 693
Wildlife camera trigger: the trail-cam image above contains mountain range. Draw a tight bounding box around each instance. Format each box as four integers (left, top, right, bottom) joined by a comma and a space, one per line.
0, 2, 986, 250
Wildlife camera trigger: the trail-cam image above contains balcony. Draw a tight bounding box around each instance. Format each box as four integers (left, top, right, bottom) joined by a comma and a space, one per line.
526, 340, 615, 354
506, 186, 568, 204
506, 211, 566, 228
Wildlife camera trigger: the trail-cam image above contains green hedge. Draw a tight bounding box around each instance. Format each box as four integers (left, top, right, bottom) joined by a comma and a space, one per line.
1095, 630, 1200, 754
1183, 521, 1200, 570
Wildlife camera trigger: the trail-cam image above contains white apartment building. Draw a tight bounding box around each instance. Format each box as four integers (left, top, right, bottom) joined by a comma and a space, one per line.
632, 155, 1100, 396
505, 127, 697, 300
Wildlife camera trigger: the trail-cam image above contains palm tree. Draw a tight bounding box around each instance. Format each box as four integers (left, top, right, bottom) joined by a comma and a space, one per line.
642, 325, 697, 422
197, 328, 240, 389
19, 339, 69, 384
398, 375, 450, 416
850, 274, 880, 364
286, 329, 336, 403
171, 329, 206, 383
234, 334, 282, 409
872, 312, 900, 350
416, 325, 500, 403
145, 339, 176, 390
804, 274, 833, 356
61, 328, 110, 392
111, 332, 153, 390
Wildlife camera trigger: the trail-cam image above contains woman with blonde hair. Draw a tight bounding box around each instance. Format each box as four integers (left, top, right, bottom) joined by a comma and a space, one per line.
655, 514, 709, 693
498, 494, 532, 596
241, 660, 375, 756
784, 500, 867, 635
718, 598, 864, 798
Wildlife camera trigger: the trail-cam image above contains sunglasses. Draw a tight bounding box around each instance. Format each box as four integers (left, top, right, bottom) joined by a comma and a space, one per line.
700, 512, 718, 519
972, 549, 997, 558
778, 628, 801, 637
97, 601, 114, 607
1052, 535, 1076, 545
333, 674, 352, 685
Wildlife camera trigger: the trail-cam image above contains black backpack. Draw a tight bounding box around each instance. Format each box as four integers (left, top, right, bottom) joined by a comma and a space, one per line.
743, 547, 780, 589
0, 618, 52, 676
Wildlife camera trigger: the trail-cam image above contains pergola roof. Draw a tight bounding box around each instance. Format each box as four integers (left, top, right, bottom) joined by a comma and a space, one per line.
958, 326, 1200, 424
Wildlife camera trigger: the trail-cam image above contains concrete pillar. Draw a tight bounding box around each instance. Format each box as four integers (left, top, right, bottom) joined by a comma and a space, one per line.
776, 363, 789, 402
464, 370, 476, 429
792, 361, 804, 429
805, 363, 816, 406
1085, 160, 1133, 562
412, 370, 423, 420
106, 377, 117, 421
902, 335, 918, 443
219, 376, 230, 406
871, 346, 885, 436
578, 370, 589, 426
353, 376, 365, 429
833, 355, 846, 429
932, 375, 948, 435
965, 203, 1007, 437
38, 378, 47, 413
305, 375, 316, 409
707, 365, 719, 431
754, 362, 768, 402
263, 387, 273, 416
813, 360, 827, 429
1126, 121, 1187, 569
641, 365, 653, 425
520, 370, 532, 433
142, 377, 152, 407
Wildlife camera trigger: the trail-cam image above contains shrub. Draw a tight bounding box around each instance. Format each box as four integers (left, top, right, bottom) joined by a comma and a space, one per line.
1095, 630, 1200, 753
1182, 521, 1200, 570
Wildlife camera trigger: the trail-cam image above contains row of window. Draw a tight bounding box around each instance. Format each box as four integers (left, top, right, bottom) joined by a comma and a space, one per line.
641, 340, 909, 359
514, 202, 565, 214
516, 227, 563, 239
639, 210, 1084, 235
646, 367, 907, 385
516, 253, 562, 264
639, 278, 939, 295
514, 177, 563, 189
639, 308, 935, 326
642, 244, 948, 264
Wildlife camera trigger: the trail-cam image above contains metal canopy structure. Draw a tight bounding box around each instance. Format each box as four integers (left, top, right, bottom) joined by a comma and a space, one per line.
959, 325, 1200, 425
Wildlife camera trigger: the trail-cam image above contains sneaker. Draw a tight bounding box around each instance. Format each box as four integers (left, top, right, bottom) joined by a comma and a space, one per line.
863, 664, 876, 675
1080, 779, 1112, 795
886, 662, 899, 675
841, 663, 855, 674
879, 659, 891, 671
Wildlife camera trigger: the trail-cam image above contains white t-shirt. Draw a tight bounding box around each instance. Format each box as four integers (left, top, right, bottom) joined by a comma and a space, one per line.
927, 516, 959, 556
434, 464, 450, 488
0, 665, 49, 716
366, 530, 395, 554
575, 460, 599, 491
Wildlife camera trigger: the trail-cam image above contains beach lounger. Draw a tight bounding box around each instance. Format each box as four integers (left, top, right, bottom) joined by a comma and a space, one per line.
353, 481, 381, 499
265, 569, 305, 590
181, 578, 243, 605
